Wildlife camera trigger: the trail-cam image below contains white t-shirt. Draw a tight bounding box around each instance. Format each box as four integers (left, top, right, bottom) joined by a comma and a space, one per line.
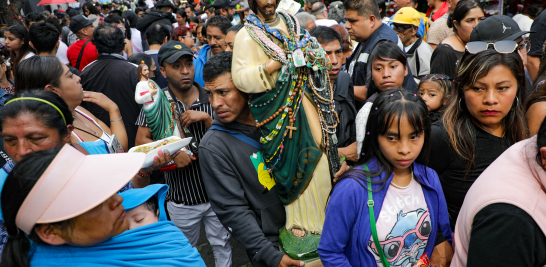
56, 41, 69, 64
130, 28, 143, 54
368, 178, 431, 267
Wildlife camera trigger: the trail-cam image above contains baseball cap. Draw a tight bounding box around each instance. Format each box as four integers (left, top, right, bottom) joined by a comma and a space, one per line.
212, 0, 239, 9
120, 184, 169, 221
158, 41, 194, 67
16, 145, 145, 234
388, 7, 420, 27
69, 14, 96, 33
470, 15, 534, 42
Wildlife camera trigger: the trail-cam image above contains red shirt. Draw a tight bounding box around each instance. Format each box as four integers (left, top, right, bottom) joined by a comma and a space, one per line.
67, 39, 99, 72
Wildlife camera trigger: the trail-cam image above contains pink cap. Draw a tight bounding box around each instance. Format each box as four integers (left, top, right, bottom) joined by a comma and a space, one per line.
16, 145, 145, 234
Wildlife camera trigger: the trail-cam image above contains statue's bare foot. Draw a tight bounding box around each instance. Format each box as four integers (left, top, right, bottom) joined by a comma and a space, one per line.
291, 228, 306, 238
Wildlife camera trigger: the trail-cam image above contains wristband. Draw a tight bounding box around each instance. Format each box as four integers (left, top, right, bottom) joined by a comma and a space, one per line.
160, 163, 177, 172
137, 170, 151, 178
110, 116, 123, 122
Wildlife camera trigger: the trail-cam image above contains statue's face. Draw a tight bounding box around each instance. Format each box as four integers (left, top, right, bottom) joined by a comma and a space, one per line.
141, 66, 150, 79
254, 0, 279, 19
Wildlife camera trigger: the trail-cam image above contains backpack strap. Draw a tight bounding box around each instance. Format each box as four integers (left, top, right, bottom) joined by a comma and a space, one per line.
209, 125, 262, 150
75, 40, 91, 71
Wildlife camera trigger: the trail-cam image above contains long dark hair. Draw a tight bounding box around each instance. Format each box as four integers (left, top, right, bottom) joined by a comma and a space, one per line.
0, 148, 70, 267
5, 25, 35, 72
332, 88, 430, 193
447, 0, 484, 34
14, 56, 64, 95
442, 49, 528, 176
365, 39, 408, 99
530, 40, 546, 94
83, 2, 100, 15
0, 90, 74, 138
536, 115, 546, 170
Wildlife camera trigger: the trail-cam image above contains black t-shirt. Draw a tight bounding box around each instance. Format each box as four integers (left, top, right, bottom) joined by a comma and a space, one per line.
427, 122, 509, 229
468, 203, 546, 267
529, 11, 546, 57
429, 44, 464, 78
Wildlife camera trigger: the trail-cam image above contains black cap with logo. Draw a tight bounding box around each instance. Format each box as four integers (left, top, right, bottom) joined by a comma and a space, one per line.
158, 41, 194, 67
212, 0, 240, 9
69, 15, 96, 34
470, 15, 533, 42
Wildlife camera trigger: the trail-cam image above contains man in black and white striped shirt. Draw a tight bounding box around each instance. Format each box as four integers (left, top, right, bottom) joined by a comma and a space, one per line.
134, 41, 232, 267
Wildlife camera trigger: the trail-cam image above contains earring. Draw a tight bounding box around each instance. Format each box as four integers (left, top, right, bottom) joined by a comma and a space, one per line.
511, 96, 519, 110
458, 98, 463, 111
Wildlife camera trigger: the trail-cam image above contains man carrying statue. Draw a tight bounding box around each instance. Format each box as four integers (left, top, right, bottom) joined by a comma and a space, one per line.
232, 0, 341, 261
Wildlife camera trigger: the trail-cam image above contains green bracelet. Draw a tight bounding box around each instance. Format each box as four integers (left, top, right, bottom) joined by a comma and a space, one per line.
339, 155, 346, 165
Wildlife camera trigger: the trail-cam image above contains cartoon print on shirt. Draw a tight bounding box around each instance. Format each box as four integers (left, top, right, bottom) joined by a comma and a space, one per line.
369, 208, 431, 267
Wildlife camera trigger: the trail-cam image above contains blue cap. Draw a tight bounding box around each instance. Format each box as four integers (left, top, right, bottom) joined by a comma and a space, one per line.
119, 184, 169, 221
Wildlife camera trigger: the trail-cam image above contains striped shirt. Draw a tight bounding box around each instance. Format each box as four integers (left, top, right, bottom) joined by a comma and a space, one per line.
136, 83, 213, 205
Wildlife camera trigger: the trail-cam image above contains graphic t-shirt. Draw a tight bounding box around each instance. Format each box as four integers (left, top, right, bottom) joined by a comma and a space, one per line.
368, 179, 431, 267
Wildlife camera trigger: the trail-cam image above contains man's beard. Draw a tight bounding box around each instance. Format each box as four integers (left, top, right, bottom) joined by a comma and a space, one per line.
257, 3, 277, 17
167, 75, 193, 92
142, 73, 150, 79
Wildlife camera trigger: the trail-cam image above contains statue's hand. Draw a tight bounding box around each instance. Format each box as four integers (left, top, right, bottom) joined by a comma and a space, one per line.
277, 255, 305, 267
266, 59, 283, 75
150, 87, 158, 97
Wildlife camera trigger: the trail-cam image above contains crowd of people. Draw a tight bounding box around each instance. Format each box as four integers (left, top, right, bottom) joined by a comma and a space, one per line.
0, 0, 545, 266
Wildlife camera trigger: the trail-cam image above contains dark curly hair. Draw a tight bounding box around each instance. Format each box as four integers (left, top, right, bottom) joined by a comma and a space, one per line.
203, 51, 232, 83
92, 23, 126, 54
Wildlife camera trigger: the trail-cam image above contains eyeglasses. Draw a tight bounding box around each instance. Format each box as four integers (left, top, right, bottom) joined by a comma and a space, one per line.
465, 41, 518, 54
517, 40, 530, 54
392, 24, 413, 33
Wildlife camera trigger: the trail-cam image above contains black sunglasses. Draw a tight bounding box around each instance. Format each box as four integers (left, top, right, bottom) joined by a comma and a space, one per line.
392, 24, 413, 33
465, 41, 518, 54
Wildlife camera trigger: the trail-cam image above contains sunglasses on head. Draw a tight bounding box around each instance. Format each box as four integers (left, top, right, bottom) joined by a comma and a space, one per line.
465, 41, 518, 54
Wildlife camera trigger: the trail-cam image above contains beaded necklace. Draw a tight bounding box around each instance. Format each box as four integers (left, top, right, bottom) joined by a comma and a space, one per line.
245, 11, 341, 174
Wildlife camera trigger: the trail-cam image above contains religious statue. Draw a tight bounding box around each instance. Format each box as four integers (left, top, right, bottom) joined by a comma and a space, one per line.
232, 0, 340, 262
135, 61, 178, 141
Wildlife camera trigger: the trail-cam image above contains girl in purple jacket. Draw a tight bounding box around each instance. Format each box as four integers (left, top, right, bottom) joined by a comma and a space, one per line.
319, 88, 452, 266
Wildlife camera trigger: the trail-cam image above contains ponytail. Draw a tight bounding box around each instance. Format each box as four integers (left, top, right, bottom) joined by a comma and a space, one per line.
1, 149, 60, 267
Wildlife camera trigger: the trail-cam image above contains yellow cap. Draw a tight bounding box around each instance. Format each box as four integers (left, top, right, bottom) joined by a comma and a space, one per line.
389, 7, 420, 27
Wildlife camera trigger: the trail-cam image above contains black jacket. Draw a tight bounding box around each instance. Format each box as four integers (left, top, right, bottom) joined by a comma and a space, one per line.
80, 55, 141, 148
199, 119, 286, 267
136, 10, 175, 50
334, 72, 356, 148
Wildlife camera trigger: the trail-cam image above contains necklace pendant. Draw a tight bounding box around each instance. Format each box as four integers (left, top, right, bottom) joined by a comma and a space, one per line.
292, 48, 306, 68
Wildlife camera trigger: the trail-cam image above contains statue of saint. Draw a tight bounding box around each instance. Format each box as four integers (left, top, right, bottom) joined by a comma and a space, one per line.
135, 61, 177, 141
232, 0, 340, 261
